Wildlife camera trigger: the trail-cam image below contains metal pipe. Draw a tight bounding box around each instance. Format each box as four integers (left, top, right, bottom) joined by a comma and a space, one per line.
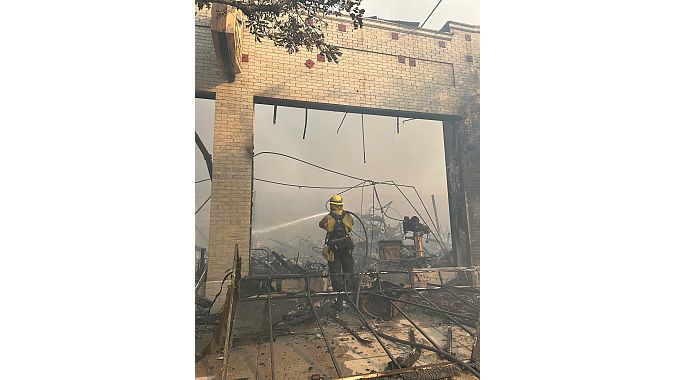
238, 286, 448, 302
375, 293, 477, 323
244, 268, 478, 281
306, 277, 342, 377
428, 285, 480, 312
195, 269, 207, 293
329, 315, 372, 345
266, 281, 275, 380
428, 281, 481, 294
381, 292, 446, 354
410, 290, 477, 336
343, 292, 401, 368
375, 331, 480, 378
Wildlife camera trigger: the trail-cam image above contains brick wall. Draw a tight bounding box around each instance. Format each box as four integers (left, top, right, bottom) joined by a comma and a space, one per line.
195, 6, 480, 298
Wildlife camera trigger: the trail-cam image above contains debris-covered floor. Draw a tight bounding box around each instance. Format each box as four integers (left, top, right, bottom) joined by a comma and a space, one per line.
218, 271, 479, 380
197, 234, 479, 380
226, 307, 475, 379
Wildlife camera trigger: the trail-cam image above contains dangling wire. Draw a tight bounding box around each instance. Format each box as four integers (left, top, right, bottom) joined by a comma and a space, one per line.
361, 114, 366, 163
336, 112, 348, 134
273, 104, 278, 125
302, 108, 308, 139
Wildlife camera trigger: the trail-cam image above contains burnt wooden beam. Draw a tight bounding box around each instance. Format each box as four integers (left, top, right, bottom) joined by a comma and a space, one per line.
443, 118, 471, 266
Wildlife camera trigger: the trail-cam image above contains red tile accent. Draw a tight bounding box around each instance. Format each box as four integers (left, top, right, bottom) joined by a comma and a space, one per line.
305, 18, 314, 27
241, 54, 249, 62
338, 24, 347, 32
305, 59, 315, 68
465, 34, 472, 41
317, 53, 325, 62
391, 32, 399, 40
438, 41, 446, 48
398, 55, 406, 64
409, 58, 416, 67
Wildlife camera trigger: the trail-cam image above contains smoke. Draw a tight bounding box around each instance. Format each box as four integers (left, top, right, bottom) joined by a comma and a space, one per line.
195, 100, 453, 250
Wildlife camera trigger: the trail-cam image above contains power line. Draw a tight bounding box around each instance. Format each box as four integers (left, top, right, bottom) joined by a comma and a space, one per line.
421, 0, 444, 28
365, 0, 449, 55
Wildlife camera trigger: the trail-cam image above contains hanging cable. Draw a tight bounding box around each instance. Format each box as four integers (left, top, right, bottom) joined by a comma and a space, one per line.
344, 210, 368, 306
273, 104, 278, 125
253, 152, 368, 182
195, 178, 211, 184
373, 184, 403, 222
361, 114, 366, 163
384, 180, 450, 257
205, 268, 234, 316
338, 181, 373, 196
254, 177, 368, 190
195, 132, 213, 180
195, 196, 211, 215
251, 152, 452, 256
336, 112, 348, 134
302, 108, 308, 139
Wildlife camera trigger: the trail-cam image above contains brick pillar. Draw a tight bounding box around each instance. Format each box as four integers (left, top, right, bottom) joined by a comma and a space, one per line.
206, 91, 254, 304
443, 118, 471, 267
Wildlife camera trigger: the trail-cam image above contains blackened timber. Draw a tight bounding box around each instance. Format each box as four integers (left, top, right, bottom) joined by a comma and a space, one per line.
195, 90, 216, 100
443, 118, 471, 266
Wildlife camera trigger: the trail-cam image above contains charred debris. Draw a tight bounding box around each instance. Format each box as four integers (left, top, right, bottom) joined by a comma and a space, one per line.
196, 208, 479, 379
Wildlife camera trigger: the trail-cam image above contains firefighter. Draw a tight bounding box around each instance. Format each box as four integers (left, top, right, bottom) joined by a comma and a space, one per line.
319, 194, 355, 310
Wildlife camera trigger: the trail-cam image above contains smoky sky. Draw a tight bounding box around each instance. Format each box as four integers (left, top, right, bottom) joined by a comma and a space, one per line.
361, 0, 480, 27
196, 99, 452, 249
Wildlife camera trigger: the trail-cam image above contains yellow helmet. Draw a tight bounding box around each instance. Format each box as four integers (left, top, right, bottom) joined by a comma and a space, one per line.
329, 194, 343, 206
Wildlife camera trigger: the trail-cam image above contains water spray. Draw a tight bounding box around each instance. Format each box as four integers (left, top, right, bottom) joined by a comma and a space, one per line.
252, 212, 326, 235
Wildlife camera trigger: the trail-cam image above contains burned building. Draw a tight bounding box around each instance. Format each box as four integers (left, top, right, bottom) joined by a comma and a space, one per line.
196, 5, 480, 379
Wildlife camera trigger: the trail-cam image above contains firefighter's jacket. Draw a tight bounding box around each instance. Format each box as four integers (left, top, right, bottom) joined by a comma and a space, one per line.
319, 207, 354, 262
